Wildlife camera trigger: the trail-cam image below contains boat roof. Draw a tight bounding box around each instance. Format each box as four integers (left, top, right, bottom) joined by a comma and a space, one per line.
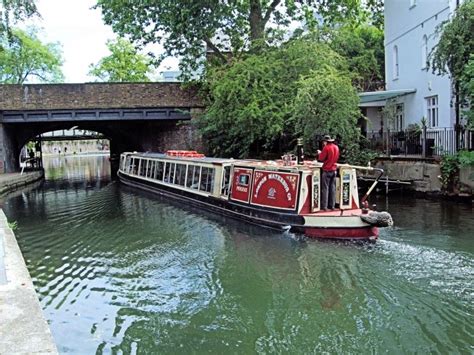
134, 152, 233, 164
125, 151, 357, 172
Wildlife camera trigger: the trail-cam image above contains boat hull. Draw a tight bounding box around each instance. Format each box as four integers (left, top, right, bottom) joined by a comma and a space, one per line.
118, 171, 377, 241
303, 226, 378, 240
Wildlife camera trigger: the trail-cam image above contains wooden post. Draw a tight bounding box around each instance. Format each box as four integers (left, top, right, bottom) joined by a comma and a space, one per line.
422, 125, 427, 158
386, 128, 390, 156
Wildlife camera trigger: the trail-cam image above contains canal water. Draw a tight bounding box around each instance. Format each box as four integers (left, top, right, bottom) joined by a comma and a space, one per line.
2, 156, 473, 354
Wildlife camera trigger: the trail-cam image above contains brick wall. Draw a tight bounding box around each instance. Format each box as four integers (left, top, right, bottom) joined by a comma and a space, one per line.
0, 83, 204, 111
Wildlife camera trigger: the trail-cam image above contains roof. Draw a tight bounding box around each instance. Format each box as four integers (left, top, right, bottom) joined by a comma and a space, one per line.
139, 152, 232, 164
358, 89, 416, 107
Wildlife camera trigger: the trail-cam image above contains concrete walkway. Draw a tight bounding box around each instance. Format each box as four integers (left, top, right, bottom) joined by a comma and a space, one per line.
0, 170, 58, 352
0, 170, 44, 196
0, 210, 58, 353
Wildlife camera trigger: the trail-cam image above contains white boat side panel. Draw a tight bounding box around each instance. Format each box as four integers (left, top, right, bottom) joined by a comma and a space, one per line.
120, 170, 213, 198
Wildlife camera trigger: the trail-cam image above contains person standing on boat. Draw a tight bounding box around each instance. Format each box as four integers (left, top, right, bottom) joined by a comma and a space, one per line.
317, 135, 340, 211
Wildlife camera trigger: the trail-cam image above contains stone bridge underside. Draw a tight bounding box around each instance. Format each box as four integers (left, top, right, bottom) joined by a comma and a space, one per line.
0, 83, 204, 172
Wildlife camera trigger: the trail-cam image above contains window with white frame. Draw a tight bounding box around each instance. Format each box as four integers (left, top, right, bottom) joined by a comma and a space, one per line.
426, 96, 438, 127
395, 104, 404, 131
393, 45, 399, 80
421, 35, 428, 69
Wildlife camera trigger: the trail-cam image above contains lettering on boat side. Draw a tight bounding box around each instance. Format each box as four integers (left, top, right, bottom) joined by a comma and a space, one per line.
251, 170, 299, 209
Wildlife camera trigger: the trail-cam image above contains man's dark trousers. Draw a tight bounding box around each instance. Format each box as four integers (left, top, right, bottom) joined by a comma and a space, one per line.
321, 170, 336, 210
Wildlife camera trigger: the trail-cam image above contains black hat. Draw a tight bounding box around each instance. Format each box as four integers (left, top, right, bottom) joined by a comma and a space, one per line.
323, 135, 335, 142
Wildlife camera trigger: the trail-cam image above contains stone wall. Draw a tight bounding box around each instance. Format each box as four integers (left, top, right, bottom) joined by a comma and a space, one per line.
374, 159, 442, 192
459, 166, 474, 192
0, 83, 204, 111
0, 171, 44, 195
0, 124, 17, 173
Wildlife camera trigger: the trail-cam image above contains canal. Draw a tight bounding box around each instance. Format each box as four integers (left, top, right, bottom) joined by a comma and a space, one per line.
2, 155, 473, 353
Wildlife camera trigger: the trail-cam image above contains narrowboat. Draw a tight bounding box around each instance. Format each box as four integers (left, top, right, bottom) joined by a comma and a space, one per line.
118, 150, 393, 241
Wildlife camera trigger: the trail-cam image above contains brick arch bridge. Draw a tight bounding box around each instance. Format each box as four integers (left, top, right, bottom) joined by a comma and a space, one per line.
0, 83, 205, 172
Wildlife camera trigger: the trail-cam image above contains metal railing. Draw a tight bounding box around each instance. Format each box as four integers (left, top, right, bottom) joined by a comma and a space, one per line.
366, 127, 474, 157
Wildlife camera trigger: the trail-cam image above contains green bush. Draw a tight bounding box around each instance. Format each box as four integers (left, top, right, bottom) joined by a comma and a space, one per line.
457, 150, 474, 167
440, 150, 474, 191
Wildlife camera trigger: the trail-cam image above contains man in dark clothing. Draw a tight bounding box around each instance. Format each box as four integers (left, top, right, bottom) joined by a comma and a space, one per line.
317, 135, 340, 211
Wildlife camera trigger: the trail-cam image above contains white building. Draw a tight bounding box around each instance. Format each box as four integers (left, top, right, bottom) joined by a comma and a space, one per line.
360, 0, 468, 154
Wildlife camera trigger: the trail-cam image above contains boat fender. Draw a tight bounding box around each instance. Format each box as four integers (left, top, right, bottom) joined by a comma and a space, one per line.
360, 211, 393, 227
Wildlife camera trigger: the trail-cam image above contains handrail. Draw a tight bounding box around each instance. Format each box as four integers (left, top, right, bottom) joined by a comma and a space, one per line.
314, 162, 385, 203
20, 158, 37, 175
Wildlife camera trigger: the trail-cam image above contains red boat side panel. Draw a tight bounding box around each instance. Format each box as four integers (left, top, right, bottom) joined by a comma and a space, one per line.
250, 170, 300, 210
231, 167, 254, 203
305, 226, 378, 239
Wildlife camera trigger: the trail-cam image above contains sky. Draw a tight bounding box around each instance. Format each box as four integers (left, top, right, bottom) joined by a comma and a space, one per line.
23, 0, 179, 83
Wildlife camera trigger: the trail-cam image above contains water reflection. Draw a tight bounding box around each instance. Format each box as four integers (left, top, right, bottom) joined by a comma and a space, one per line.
2, 156, 473, 353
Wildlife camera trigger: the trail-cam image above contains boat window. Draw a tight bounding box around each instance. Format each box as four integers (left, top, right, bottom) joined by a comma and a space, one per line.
200, 167, 208, 191
186, 165, 194, 188
238, 174, 250, 186
130, 158, 138, 175
208, 168, 215, 192
192, 165, 201, 189
200, 167, 214, 193
165, 162, 176, 183
164, 162, 169, 181
156, 161, 164, 181
149, 160, 155, 179
139, 159, 147, 177
125, 156, 131, 173
175, 164, 186, 186
221, 166, 231, 196
145, 160, 151, 178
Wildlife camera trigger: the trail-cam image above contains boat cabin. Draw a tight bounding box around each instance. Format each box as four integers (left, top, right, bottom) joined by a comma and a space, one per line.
119, 151, 361, 215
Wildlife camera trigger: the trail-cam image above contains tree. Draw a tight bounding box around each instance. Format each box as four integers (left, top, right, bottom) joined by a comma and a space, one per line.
461, 54, 474, 126
88, 38, 153, 82
199, 39, 357, 158
0, 27, 64, 84
292, 65, 361, 154
364, 0, 384, 30
431, 0, 474, 125
329, 24, 384, 91
95, 0, 373, 78
0, 0, 38, 38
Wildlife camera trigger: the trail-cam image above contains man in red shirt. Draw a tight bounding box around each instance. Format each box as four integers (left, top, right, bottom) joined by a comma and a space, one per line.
317, 135, 340, 211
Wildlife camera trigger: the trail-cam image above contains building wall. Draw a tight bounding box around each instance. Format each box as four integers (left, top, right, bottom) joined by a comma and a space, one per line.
384, 0, 457, 129
366, 107, 383, 132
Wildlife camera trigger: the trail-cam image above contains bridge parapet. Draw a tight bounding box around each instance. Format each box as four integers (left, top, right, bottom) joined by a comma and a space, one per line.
0, 82, 203, 111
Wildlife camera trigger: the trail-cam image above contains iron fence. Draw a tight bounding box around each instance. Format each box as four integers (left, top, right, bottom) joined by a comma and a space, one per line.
366, 127, 474, 157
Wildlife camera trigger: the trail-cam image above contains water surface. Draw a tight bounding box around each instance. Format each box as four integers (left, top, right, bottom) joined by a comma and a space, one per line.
3, 156, 473, 353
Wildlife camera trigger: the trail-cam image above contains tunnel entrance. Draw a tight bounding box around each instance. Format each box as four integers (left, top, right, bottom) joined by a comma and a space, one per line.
19, 129, 111, 174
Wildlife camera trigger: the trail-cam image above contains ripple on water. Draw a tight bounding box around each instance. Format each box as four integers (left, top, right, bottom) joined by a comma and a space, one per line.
2, 156, 473, 353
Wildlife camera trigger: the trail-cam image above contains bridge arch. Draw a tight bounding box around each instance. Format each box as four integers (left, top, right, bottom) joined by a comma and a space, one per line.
0, 83, 205, 172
